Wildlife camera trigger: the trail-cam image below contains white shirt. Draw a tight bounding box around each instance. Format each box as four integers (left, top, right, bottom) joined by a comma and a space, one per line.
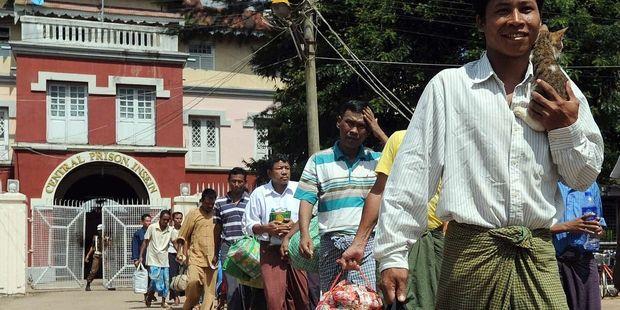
145, 223, 172, 267
243, 181, 300, 242
168, 227, 180, 254
375, 53, 604, 272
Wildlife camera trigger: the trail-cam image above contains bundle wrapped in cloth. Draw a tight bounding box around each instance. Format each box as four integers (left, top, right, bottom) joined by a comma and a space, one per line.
222, 236, 263, 288
316, 272, 382, 310
288, 216, 320, 272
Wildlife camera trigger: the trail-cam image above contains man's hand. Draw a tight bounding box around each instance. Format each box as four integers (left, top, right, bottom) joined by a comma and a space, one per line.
362, 107, 388, 144
134, 259, 142, 268
280, 235, 291, 260
299, 234, 314, 259
210, 256, 219, 269
556, 214, 602, 235
277, 222, 292, 238
336, 240, 366, 271
380, 268, 409, 305
176, 253, 186, 265
84, 257, 90, 263
263, 222, 281, 236
530, 80, 579, 131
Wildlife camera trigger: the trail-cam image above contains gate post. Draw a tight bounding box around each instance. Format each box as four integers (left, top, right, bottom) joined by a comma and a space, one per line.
0, 192, 28, 295
172, 195, 199, 218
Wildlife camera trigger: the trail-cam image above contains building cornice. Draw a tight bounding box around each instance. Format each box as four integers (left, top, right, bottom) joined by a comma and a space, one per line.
183, 86, 275, 98
10, 42, 189, 65
13, 142, 188, 154
185, 165, 241, 172
0, 75, 16, 85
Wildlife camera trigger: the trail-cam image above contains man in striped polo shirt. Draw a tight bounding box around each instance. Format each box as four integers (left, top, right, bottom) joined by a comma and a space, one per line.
296, 100, 386, 292
214, 167, 258, 310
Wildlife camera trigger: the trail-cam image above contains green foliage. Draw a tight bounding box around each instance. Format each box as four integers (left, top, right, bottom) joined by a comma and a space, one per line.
251, 0, 619, 183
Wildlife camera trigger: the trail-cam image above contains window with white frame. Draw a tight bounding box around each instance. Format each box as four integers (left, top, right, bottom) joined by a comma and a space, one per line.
255, 128, 269, 160
189, 117, 219, 166
187, 43, 215, 70
0, 108, 8, 160
47, 83, 88, 144
116, 87, 155, 146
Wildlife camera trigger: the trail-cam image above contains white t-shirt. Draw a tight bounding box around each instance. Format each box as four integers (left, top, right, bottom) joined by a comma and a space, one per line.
144, 223, 172, 267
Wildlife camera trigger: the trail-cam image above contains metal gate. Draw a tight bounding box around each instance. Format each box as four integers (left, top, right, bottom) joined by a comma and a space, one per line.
28, 203, 85, 289
102, 201, 165, 288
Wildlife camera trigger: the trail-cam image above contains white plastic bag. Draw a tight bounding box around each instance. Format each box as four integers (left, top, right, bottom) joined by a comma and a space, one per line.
133, 263, 148, 294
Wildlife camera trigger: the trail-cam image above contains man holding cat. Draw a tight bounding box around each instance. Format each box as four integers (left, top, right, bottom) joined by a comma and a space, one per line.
376, 0, 604, 309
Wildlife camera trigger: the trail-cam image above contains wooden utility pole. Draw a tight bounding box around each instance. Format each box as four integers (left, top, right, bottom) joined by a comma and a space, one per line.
303, 1, 320, 155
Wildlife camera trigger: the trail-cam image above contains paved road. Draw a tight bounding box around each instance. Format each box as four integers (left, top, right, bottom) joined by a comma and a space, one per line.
2, 286, 620, 309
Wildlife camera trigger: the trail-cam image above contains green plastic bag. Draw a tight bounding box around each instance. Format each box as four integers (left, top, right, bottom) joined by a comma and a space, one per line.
222, 256, 264, 289
226, 236, 261, 279
288, 216, 320, 272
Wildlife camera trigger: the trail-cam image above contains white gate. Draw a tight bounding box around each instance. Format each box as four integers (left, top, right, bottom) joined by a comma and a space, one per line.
28, 203, 85, 289
102, 201, 165, 288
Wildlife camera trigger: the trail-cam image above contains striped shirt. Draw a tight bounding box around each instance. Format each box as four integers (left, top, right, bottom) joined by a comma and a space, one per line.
295, 141, 381, 235
214, 192, 250, 242
375, 53, 604, 272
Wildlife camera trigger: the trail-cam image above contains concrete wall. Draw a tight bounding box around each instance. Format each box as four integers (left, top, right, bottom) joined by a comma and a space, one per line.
0, 193, 27, 295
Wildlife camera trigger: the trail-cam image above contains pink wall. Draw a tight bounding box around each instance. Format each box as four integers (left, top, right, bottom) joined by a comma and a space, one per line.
183, 94, 273, 167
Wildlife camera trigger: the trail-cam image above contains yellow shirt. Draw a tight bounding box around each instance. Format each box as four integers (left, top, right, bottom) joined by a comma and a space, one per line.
376, 130, 443, 230
178, 208, 217, 268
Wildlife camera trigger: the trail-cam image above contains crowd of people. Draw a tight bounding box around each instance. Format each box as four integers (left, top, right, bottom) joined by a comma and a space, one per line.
83, 0, 613, 309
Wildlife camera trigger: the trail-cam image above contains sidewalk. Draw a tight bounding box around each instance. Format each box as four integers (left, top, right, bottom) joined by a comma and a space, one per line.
0, 281, 186, 310
2, 285, 620, 309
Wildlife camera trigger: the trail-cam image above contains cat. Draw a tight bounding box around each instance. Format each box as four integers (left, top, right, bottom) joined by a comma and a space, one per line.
513, 25, 568, 132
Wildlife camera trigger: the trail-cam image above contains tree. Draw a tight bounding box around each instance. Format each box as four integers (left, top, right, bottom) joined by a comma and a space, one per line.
248, 0, 619, 183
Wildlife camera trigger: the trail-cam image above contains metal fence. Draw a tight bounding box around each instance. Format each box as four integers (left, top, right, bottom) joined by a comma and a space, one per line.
28, 203, 85, 289
102, 201, 166, 288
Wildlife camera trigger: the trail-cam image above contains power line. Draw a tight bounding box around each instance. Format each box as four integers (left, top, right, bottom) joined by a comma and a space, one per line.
317, 57, 620, 70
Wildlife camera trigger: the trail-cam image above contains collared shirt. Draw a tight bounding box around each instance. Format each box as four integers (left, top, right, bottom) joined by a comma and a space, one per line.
145, 223, 172, 267
131, 226, 147, 261
178, 207, 217, 268
375, 130, 443, 231
214, 192, 250, 242
243, 181, 300, 242
295, 141, 381, 235
553, 182, 606, 256
375, 53, 604, 272
168, 227, 180, 254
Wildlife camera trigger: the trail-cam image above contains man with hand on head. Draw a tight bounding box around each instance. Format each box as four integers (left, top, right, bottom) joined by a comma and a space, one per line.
296, 101, 386, 292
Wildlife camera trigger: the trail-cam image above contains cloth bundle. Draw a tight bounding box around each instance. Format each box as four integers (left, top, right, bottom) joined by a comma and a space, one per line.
288, 216, 321, 272
316, 272, 382, 310
223, 236, 263, 288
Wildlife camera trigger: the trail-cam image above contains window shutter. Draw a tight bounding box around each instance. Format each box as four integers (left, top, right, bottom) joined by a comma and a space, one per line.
117, 88, 155, 146
47, 83, 88, 144
255, 128, 269, 159
0, 109, 8, 160
203, 119, 219, 165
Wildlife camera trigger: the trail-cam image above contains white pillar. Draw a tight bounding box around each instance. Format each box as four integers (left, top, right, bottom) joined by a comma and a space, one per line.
0, 193, 27, 295
172, 195, 199, 219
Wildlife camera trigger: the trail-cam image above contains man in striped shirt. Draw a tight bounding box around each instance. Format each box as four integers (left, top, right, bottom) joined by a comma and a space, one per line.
296, 100, 386, 292
214, 167, 256, 310
376, 1, 604, 309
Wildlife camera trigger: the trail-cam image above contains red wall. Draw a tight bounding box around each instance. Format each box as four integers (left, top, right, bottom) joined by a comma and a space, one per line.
14, 150, 187, 201
15, 55, 184, 147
